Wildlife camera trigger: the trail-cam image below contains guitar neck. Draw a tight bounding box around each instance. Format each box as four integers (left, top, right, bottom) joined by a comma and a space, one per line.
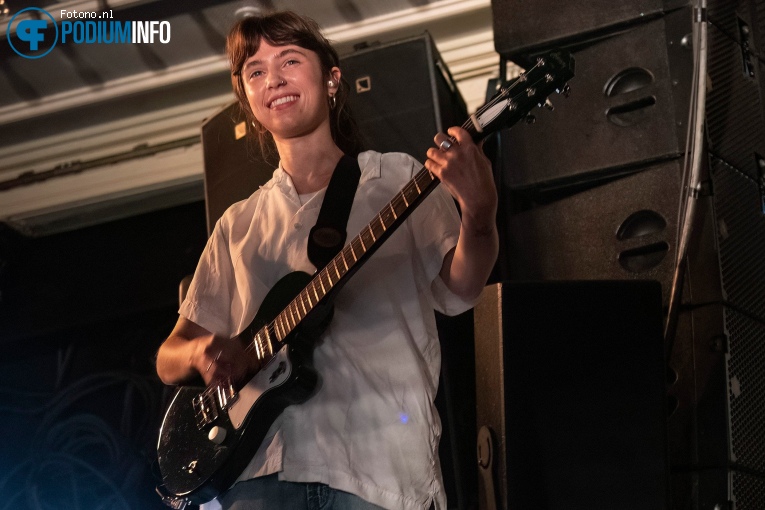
270, 166, 439, 341
264, 121, 486, 347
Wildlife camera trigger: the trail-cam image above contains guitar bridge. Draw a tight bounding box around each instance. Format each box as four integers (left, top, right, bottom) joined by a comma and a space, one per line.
193, 378, 238, 429
156, 487, 189, 509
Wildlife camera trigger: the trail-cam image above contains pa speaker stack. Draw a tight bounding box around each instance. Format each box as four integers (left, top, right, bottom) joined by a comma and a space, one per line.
481, 1, 765, 509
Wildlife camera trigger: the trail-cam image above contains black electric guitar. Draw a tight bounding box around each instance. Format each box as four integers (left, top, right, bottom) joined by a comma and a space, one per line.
156, 51, 574, 508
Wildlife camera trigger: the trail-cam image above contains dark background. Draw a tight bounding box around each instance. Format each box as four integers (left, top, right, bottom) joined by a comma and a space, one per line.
0, 201, 208, 510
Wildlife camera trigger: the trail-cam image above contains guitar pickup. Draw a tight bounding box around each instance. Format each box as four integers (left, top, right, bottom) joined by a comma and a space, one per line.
216, 379, 238, 410
193, 378, 238, 429
193, 391, 219, 429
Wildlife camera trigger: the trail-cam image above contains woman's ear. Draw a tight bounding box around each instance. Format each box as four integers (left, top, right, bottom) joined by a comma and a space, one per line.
328, 66, 342, 92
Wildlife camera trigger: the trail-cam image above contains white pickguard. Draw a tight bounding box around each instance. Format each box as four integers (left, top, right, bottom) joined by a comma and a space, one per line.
227, 346, 292, 430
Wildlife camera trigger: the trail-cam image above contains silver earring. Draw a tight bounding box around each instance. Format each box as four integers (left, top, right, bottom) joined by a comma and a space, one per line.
328, 80, 335, 87
330, 95, 337, 109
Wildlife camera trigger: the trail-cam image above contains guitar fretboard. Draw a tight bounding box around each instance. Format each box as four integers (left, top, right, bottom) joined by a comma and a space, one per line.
249, 163, 446, 360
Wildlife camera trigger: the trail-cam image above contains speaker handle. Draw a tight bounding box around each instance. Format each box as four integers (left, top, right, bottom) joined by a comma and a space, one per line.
477, 425, 499, 510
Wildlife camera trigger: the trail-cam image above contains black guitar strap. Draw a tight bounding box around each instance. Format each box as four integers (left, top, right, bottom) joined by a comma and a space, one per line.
307, 154, 361, 270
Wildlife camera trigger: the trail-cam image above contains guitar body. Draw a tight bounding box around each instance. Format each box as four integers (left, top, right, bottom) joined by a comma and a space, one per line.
157, 271, 324, 503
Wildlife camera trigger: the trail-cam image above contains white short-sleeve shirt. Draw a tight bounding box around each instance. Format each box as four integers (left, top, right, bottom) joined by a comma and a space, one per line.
181, 150, 475, 510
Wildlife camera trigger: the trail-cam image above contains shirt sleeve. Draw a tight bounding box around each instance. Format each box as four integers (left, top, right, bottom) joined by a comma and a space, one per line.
405, 161, 479, 316
178, 219, 235, 336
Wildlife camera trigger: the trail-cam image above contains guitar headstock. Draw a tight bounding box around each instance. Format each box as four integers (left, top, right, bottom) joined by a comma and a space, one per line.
469, 50, 575, 140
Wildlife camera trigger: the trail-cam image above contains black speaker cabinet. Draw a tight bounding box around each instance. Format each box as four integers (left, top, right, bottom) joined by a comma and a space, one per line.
339, 33, 468, 162
668, 303, 765, 510
498, 158, 688, 305
491, 0, 752, 58
666, 158, 765, 510
201, 101, 274, 235
496, 8, 694, 190
474, 280, 668, 510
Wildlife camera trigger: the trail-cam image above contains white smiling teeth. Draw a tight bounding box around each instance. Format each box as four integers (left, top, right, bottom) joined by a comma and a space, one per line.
270, 95, 298, 108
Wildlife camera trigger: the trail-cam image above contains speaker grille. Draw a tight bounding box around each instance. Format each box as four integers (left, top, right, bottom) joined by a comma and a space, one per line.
754, 0, 765, 58
727, 309, 765, 473
732, 470, 765, 509
706, 24, 765, 181
712, 158, 765, 320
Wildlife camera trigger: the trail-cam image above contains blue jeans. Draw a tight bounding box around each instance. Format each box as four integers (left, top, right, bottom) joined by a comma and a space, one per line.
216, 474, 387, 510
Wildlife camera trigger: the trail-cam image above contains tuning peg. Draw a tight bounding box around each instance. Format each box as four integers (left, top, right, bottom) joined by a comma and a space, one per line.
524, 114, 536, 124
561, 84, 571, 98
543, 99, 554, 111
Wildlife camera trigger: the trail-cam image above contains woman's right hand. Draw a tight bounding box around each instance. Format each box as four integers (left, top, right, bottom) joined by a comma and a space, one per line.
192, 332, 255, 387
157, 316, 259, 387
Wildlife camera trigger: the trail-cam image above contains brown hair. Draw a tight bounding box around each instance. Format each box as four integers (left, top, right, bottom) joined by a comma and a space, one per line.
226, 11, 363, 160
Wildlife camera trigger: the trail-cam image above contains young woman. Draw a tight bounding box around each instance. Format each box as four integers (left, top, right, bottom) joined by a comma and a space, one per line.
156, 11, 498, 510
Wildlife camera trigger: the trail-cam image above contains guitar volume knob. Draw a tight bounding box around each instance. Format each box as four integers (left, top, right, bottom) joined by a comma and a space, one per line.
208, 425, 227, 445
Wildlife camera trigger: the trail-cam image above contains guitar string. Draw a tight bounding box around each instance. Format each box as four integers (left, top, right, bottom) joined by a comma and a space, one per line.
238, 59, 561, 365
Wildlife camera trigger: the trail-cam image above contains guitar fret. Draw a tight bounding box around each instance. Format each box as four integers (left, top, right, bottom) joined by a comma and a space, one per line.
340, 250, 350, 270
292, 301, 301, 323
311, 281, 320, 303
333, 259, 342, 279
358, 234, 367, 252
275, 317, 284, 341
271, 321, 279, 342
264, 326, 271, 348
349, 243, 358, 262
391, 196, 405, 217
367, 225, 376, 242
404, 184, 418, 206
305, 288, 314, 307
416, 170, 431, 189
318, 273, 327, 296
389, 202, 398, 220
287, 304, 296, 328
400, 191, 409, 207
371, 220, 382, 241
413, 179, 422, 194
258, 330, 267, 357
254, 333, 262, 359
299, 295, 308, 316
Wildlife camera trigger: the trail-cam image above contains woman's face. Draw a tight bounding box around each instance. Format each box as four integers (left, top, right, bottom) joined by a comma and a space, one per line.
241, 40, 340, 143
